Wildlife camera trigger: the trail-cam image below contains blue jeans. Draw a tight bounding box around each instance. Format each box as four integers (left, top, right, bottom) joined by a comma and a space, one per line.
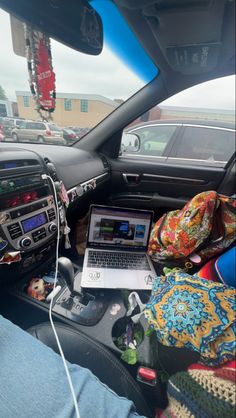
0, 315, 145, 418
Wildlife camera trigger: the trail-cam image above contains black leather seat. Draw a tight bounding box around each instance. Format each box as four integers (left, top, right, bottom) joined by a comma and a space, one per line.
28, 322, 152, 418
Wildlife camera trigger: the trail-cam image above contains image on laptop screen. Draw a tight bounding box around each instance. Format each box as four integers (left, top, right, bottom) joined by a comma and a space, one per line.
87, 206, 153, 250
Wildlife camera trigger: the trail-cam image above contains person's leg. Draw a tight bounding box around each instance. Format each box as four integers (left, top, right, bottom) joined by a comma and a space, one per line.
0, 315, 145, 418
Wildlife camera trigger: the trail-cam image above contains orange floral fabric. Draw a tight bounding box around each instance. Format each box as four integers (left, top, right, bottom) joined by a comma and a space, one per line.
148, 191, 236, 263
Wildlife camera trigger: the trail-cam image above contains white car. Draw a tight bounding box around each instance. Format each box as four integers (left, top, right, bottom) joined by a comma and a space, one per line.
122, 119, 236, 168
12, 121, 66, 145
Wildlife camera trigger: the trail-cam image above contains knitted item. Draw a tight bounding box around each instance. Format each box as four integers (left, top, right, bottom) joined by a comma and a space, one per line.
161, 396, 194, 418
160, 363, 236, 418
188, 360, 236, 371
215, 368, 236, 382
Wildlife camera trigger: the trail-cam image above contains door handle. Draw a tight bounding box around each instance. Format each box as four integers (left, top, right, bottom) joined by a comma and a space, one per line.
122, 173, 141, 184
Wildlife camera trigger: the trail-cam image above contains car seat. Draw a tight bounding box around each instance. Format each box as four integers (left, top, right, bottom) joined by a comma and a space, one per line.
28, 322, 152, 417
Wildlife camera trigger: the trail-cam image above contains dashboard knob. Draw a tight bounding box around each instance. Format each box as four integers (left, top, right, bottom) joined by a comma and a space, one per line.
20, 237, 32, 248
48, 222, 57, 233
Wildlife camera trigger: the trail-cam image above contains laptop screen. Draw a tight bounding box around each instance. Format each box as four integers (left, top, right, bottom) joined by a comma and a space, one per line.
87, 205, 153, 251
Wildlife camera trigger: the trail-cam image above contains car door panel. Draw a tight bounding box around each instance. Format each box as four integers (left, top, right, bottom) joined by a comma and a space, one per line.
107, 190, 189, 209
19, 125, 30, 141
25, 123, 33, 141
108, 157, 227, 211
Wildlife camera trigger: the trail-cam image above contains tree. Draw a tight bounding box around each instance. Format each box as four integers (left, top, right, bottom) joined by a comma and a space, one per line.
0, 85, 7, 100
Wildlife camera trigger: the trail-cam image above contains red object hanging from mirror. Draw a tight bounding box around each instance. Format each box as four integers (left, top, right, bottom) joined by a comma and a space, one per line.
25, 27, 56, 120
36, 38, 56, 111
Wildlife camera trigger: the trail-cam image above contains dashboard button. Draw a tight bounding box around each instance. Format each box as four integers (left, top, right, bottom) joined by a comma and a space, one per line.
20, 237, 32, 248
48, 222, 57, 233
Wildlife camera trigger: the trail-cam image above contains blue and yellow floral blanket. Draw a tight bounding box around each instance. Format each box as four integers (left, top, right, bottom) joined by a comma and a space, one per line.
145, 272, 236, 366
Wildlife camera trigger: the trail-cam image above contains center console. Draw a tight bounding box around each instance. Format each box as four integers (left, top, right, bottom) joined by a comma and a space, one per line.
0, 148, 116, 338
0, 149, 58, 277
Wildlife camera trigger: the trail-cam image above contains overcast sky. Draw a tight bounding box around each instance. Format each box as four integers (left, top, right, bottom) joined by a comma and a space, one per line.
0, 9, 235, 110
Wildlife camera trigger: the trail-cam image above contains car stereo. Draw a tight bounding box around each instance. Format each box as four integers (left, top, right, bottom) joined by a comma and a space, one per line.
0, 192, 57, 250
0, 161, 58, 253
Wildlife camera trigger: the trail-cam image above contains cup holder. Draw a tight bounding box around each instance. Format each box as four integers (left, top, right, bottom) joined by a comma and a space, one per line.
23, 269, 61, 302
112, 316, 144, 351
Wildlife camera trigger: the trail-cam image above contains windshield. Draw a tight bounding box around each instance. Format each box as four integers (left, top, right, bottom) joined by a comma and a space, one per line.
0, 2, 234, 147
64, 129, 75, 134
0, 2, 157, 146
2, 119, 14, 126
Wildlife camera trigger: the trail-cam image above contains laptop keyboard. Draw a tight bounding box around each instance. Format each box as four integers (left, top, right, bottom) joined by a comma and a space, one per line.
87, 250, 151, 270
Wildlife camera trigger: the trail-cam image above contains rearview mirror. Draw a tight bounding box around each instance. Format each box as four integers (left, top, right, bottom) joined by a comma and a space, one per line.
0, 0, 103, 55
121, 133, 140, 154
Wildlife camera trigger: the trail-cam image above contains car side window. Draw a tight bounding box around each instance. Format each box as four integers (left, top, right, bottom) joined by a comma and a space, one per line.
34, 123, 45, 130
27, 122, 36, 129
173, 127, 235, 163
121, 125, 177, 156
16, 121, 26, 129
18, 122, 27, 128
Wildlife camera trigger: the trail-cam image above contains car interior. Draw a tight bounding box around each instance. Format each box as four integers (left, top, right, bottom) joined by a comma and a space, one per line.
0, 1, 235, 417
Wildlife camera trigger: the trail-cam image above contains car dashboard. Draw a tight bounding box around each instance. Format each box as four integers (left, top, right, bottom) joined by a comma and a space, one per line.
0, 143, 110, 275
0, 142, 110, 190
0, 144, 146, 361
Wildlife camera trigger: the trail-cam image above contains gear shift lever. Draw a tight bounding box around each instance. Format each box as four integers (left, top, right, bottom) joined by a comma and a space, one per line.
58, 257, 74, 294
54, 257, 109, 326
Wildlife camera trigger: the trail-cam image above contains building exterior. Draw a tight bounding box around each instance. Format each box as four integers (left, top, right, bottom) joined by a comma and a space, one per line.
11, 102, 19, 117
16, 91, 119, 128
0, 99, 13, 117
159, 105, 235, 122
129, 105, 235, 128
128, 107, 161, 127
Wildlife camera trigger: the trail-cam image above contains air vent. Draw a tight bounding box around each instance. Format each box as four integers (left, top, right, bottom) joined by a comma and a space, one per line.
44, 157, 58, 181
99, 154, 110, 170
7, 222, 22, 239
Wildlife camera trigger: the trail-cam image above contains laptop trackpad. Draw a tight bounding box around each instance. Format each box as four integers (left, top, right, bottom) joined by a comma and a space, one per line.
82, 268, 155, 290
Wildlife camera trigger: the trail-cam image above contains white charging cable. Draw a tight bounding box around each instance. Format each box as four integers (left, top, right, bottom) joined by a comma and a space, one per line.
42, 174, 80, 418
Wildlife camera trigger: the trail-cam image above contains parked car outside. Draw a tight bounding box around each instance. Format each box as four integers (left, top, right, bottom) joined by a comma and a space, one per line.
62, 128, 77, 144
0, 117, 26, 139
11, 121, 66, 145
0, 116, 4, 129
121, 119, 236, 168
68, 126, 90, 139
0, 118, 15, 137
0, 127, 5, 141
9, 117, 26, 128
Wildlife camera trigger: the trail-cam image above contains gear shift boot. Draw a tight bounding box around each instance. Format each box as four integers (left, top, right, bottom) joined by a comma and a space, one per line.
53, 286, 109, 326
54, 258, 109, 326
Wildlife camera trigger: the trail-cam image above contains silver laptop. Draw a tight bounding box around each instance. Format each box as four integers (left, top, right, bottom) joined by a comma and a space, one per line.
81, 205, 156, 290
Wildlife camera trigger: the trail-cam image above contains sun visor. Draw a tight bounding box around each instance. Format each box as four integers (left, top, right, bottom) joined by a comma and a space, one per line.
142, 0, 227, 74
0, 0, 103, 55
10, 15, 26, 57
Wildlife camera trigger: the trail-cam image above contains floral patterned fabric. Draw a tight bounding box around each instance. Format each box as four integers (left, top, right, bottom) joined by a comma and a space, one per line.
148, 191, 236, 263
145, 272, 236, 366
